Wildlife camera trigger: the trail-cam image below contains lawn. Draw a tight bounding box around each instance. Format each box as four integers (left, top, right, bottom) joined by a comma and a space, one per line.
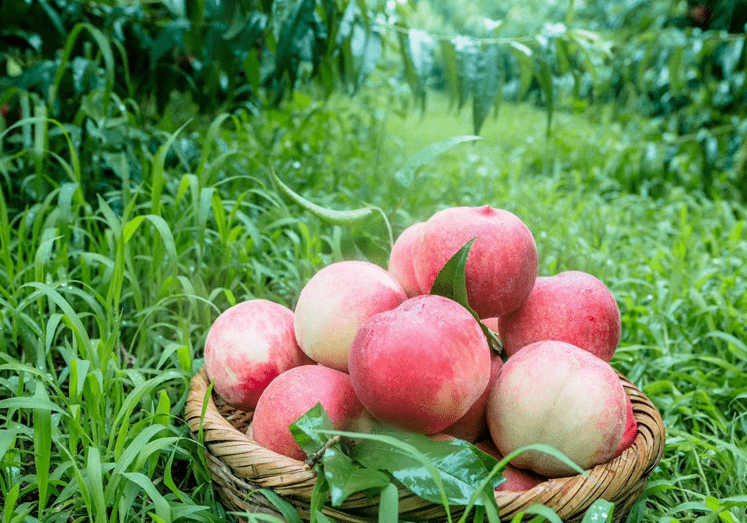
1, 84, 746, 523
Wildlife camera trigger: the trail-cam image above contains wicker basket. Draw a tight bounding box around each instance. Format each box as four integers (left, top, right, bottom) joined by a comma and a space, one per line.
185, 366, 665, 522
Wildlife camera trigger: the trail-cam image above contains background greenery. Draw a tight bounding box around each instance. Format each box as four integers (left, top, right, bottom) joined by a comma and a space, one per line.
1, 0, 746, 521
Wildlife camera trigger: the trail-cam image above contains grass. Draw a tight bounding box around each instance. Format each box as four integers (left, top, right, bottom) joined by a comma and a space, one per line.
1, 85, 746, 523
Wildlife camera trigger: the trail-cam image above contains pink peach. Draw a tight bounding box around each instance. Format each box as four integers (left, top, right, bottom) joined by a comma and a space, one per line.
475, 440, 547, 492
203, 299, 312, 411
612, 393, 637, 458
498, 271, 621, 361
442, 352, 504, 442
486, 340, 627, 477
252, 365, 364, 461
294, 260, 407, 372
412, 206, 538, 318
348, 295, 491, 435
388, 222, 426, 297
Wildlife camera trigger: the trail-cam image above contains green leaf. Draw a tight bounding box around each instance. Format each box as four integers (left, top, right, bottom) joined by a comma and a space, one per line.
536, 58, 554, 137
346, 427, 502, 506
581, 499, 615, 523
33, 382, 52, 515
522, 504, 563, 523
0, 429, 18, 463
323, 446, 390, 507
309, 473, 330, 523
378, 483, 399, 523
122, 472, 172, 523
271, 168, 394, 246
668, 45, 686, 94
257, 489, 302, 523
313, 511, 334, 523
440, 40, 460, 108
473, 45, 501, 135
243, 50, 262, 92
429, 238, 503, 355
289, 402, 337, 457
86, 447, 107, 523
274, 0, 317, 84
430, 238, 475, 308
2, 482, 20, 523
393, 135, 482, 189
508, 42, 535, 100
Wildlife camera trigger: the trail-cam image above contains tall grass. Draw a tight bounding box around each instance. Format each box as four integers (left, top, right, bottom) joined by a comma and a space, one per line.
1, 85, 746, 523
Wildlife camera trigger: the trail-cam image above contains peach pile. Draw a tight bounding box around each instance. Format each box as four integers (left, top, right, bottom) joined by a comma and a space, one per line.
202, 204, 638, 495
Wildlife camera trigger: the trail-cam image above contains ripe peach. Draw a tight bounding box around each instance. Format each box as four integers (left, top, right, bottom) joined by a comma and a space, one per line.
294, 260, 407, 372
348, 295, 491, 435
486, 340, 627, 478
612, 393, 637, 458
475, 440, 547, 492
443, 352, 504, 442
388, 222, 425, 297
203, 299, 312, 411
251, 365, 364, 461
498, 271, 621, 361
412, 206, 538, 318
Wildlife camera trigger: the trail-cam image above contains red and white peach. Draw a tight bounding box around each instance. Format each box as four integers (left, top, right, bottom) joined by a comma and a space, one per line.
203, 299, 312, 411
411, 205, 538, 318
294, 260, 407, 372
348, 295, 491, 435
388, 221, 426, 297
442, 352, 504, 443
486, 340, 627, 477
498, 271, 621, 361
251, 365, 365, 460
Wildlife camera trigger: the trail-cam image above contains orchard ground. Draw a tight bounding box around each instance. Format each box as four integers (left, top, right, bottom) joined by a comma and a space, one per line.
0, 86, 745, 523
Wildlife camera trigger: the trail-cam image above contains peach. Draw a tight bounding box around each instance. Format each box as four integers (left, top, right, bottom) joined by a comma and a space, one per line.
251, 365, 364, 461
203, 299, 312, 411
294, 260, 407, 372
612, 393, 637, 458
388, 222, 425, 297
475, 440, 547, 492
348, 295, 491, 435
486, 340, 627, 477
443, 352, 504, 442
498, 271, 621, 361
411, 206, 538, 318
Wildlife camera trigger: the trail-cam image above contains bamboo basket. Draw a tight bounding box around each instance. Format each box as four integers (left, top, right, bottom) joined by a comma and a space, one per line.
185, 366, 665, 522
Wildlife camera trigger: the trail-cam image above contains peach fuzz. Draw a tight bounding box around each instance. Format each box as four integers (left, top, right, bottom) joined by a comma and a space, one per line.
412, 205, 538, 319
498, 271, 621, 361
475, 440, 547, 492
203, 299, 312, 411
486, 340, 627, 478
388, 221, 426, 297
443, 352, 504, 442
348, 295, 491, 435
294, 260, 407, 372
251, 365, 364, 461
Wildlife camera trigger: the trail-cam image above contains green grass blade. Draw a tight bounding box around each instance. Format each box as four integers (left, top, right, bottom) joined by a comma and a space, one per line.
151, 122, 190, 216
33, 381, 52, 516
2, 483, 21, 523
122, 472, 172, 523
580, 499, 615, 523
378, 483, 398, 523
86, 446, 108, 523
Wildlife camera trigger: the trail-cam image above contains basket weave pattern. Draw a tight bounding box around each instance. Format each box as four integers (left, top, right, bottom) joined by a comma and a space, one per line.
185, 367, 665, 522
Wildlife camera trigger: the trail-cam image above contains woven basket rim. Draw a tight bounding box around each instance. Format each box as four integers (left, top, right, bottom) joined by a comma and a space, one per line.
185, 366, 665, 522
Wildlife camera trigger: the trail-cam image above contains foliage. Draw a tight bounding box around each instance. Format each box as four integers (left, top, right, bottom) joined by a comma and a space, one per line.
0, 0, 390, 117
